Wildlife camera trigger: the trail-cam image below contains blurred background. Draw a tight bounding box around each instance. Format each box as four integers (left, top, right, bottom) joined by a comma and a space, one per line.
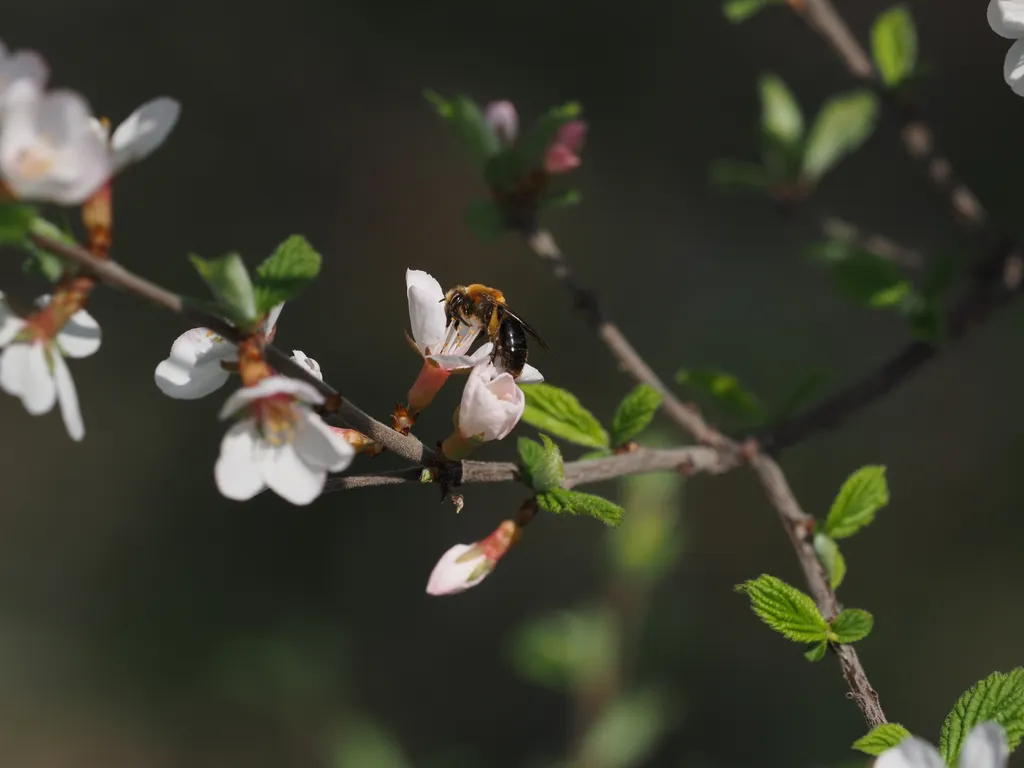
1, 0, 1023, 765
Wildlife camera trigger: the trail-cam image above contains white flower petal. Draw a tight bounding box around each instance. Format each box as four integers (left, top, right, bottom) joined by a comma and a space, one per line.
154, 327, 236, 400
263, 302, 284, 334
426, 543, 492, 595
0, 292, 26, 346
259, 441, 326, 506
1005, 39, 1024, 95
51, 349, 83, 440
215, 420, 266, 500
876, 738, 946, 768
56, 307, 101, 358
218, 375, 324, 420
0, 342, 56, 415
959, 723, 1009, 768
457, 361, 525, 441
990, 0, 1024, 38
406, 269, 447, 353
484, 100, 518, 144
516, 363, 544, 384
291, 350, 323, 381
0, 50, 48, 99
110, 97, 180, 171
294, 409, 356, 472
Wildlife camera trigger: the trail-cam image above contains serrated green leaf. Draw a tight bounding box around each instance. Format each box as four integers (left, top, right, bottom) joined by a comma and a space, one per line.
575, 688, 673, 768
724, 0, 772, 23
252, 235, 322, 315
463, 199, 506, 241
802, 90, 879, 181
735, 574, 828, 643
424, 91, 500, 169
940, 669, 1024, 764
709, 160, 772, 191
760, 74, 804, 147
872, 5, 917, 88
519, 101, 582, 170
826, 465, 889, 540
804, 640, 827, 662
0, 203, 35, 244
610, 384, 662, 448
189, 252, 257, 326
520, 383, 610, 449
829, 609, 873, 643
813, 533, 847, 590
517, 434, 564, 493
675, 368, 763, 418
536, 488, 623, 527
508, 608, 616, 692
852, 724, 912, 756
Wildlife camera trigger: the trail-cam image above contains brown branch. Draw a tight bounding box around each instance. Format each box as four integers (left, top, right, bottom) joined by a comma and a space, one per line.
30, 232, 432, 466
523, 227, 886, 727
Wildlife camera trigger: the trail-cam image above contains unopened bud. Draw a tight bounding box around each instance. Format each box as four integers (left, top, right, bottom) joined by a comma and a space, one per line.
329, 427, 384, 456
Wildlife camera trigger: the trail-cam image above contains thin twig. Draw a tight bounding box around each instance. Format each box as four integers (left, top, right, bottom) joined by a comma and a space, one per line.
819, 216, 924, 270
30, 232, 432, 465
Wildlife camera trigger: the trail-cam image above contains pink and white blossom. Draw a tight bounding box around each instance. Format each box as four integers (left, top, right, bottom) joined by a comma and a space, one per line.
484, 100, 518, 146
544, 120, 587, 174
456, 360, 525, 441
290, 350, 322, 381
989, 1, 1024, 96
215, 375, 355, 506
426, 520, 519, 596
90, 96, 180, 172
876, 722, 1007, 768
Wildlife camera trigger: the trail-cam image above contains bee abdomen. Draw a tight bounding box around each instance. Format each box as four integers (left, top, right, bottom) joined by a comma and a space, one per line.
494, 315, 528, 378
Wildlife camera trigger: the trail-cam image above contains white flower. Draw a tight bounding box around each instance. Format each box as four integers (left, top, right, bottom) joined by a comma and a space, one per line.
0, 80, 112, 204
0, 41, 48, 105
457, 360, 525, 441
215, 375, 355, 506
0, 292, 101, 441
877, 722, 1007, 768
426, 543, 494, 595
989, 0, 1024, 96
291, 350, 322, 381
484, 100, 518, 146
154, 303, 283, 399
405, 268, 544, 380
90, 96, 180, 172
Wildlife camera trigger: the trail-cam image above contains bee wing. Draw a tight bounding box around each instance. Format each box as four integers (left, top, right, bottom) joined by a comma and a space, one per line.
499, 304, 551, 351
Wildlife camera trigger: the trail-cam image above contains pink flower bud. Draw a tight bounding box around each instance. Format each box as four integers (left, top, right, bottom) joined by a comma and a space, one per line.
426, 520, 519, 596
544, 120, 588, 174
484, 100, 519, 146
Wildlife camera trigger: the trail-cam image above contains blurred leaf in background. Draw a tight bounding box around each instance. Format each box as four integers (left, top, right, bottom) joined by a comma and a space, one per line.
330, 718, 412, 768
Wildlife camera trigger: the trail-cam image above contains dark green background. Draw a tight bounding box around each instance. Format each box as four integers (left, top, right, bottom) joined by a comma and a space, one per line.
1, 1, 1023, 765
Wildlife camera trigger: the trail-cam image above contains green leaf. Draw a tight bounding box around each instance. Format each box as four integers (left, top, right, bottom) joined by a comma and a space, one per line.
517, 435, 564, 493
463, 199, 506, 241
829, 609, 873, 643
871, 5, 918, 87
724, 0, 777, 23
424, 91, 500, 169
940, 669, 1024, 764
252, 235, 322, 315
710, 160, 772, 191
575, 689, 673, 768
610, 384, 663, 447
825, 465, 890, 540
906, 297, 945, 343
804, 640, 827, 662
536, 488, 624, 527
519, 383, 610, 449
759, 74, 804, 147
538, 188, 582, 210
519, 101, 582, 169
735, 574, 828, 643
802, 90, 879, 181
331, 719, 411, 768
189, 252, 257, 326
813, 533, 847, 590
22, 217, 76, 282
808, 240, 916, 309
675, 368, 763, 418
852, 724, 912, 756
509, 609, 616, 691
613, 470, 685, 580
0, 203, 35, 244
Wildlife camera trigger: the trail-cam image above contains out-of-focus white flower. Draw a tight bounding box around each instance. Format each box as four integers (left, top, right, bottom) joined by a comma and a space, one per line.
290, 350, 322, 381
0, 291, 101, 441
484, 100, 518, 146
90, 96, 180, 172
214, 375, 355, 506
876, 722, 1007, 768
154, 303, 283, 400
0, 81, 112, 204
989, 1, 1024, 96
426, 520, 519, 596
0, 41, 48, 104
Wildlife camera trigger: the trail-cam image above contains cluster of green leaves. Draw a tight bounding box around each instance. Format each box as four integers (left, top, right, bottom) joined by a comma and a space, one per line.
189, 235, 321, 329
853, 669, 1024, 764
813, 465, 890, 589
712, 73, 879, 193
674, 366, 827, 428
424, 92, 583, 240
735, 575, 874, 661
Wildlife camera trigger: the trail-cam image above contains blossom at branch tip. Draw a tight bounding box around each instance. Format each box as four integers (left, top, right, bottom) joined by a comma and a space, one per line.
544, 120, 587, 174
215, 375, 355, 506
426, 520, 519, 596
876, 722, 1007, 768
484, 100, 518, 146
989, 0, 1024, 96
154, 303, 283, 400
0, 291, 101, 441
291, 350, 322, 381
89, 96, 181, 172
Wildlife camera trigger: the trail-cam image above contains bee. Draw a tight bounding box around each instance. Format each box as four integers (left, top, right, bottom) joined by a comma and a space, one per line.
443, 284, 550, 378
